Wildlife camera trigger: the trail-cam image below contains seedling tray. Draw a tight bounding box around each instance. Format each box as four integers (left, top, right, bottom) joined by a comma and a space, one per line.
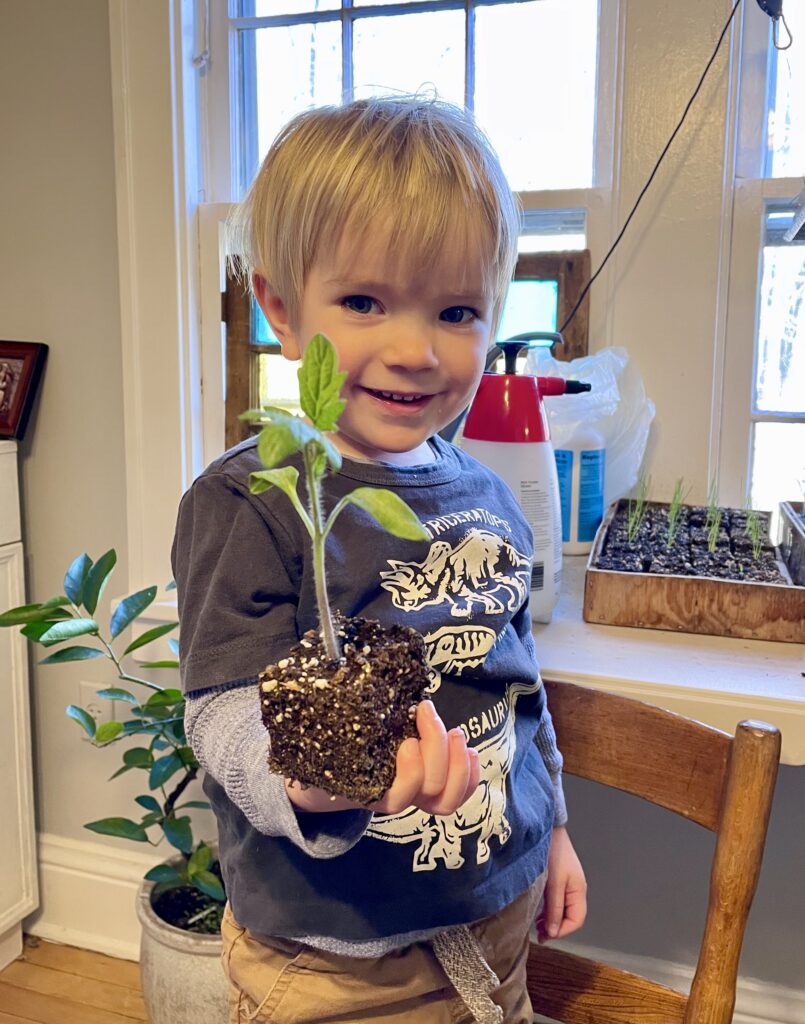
583, 500, 805, 643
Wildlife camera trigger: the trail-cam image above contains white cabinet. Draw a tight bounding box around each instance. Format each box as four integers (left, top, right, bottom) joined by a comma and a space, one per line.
0, 442, 38, 970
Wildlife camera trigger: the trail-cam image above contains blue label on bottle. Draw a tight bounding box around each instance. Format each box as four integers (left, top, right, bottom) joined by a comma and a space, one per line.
578, 449, 605, 541
554, 449, 573, 542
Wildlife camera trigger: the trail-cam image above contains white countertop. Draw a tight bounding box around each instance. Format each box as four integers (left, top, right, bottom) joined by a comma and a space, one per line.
533, 557, 805, 765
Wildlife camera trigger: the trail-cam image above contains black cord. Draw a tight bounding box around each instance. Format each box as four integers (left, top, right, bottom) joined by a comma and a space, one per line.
559, 0, 745, 334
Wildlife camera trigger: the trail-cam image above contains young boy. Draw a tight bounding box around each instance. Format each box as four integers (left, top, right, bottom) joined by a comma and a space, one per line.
173, 96, 586, 1024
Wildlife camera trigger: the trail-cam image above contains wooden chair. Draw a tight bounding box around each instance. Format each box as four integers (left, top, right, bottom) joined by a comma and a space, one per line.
528, 679, 781, 1024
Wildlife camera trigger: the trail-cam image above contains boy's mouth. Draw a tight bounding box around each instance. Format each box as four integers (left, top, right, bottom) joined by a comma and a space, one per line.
363, 387, 433, 411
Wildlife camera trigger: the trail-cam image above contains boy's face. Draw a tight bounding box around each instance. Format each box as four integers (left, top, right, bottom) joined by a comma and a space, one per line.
255, 226, 494, 466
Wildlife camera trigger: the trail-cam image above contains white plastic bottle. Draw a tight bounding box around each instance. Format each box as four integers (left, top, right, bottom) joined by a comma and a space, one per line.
554, 426, 606, 555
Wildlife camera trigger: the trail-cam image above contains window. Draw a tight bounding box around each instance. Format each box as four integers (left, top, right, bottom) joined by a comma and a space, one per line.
719, 0, 805, 515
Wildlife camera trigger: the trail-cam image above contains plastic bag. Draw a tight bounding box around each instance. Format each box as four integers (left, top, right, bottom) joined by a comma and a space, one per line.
524, 346, 655, 507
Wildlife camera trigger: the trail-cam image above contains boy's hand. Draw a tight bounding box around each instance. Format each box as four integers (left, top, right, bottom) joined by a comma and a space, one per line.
535, 825, 587, 942
285, 700, 480, 816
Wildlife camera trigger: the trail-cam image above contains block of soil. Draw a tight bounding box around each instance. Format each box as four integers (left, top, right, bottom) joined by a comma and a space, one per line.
258, 617, 430, 804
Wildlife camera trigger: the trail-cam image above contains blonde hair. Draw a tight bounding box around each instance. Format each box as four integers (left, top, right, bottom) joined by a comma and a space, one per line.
229, 95, 520, 332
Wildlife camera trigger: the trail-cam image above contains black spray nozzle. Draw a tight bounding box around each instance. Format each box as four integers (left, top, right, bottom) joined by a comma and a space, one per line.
564, 380, 592, 394
489, 332, 565, 375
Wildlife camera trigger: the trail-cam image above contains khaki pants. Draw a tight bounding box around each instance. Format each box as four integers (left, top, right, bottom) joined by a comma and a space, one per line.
221, 876, 545, 1024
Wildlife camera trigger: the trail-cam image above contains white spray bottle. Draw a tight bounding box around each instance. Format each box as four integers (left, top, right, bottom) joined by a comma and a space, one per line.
460, 339, 591, 623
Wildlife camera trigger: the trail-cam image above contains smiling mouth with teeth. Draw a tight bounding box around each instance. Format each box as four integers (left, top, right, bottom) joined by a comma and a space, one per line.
369, 389, 426, 403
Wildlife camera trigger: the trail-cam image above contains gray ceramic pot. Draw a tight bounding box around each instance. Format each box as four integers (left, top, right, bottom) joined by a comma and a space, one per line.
136, 875, 228, 1024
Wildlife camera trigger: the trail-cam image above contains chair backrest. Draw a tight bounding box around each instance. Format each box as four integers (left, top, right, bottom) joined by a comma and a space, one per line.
527, 679, 781, 1024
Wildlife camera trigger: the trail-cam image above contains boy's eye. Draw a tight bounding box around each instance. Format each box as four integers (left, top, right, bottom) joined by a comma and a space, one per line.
343, 295, 379, 315
440, 306, 478, 325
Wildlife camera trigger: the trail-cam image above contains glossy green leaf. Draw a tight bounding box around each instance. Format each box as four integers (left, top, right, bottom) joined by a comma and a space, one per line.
149, 752, 184, 790
39, 645, 105, 664
144, 863, 183, 884
95, 721, 123, 744
136, 795, 162, 814
188, 843, 212, 875
340, 488, 429, 541
108, 764, 134, 780
64, 553, 93, 606
297, 333, 347, 431
122, 621, 178, 656
39, 617, 99, 647
84, 817, 148, 842
110, 586, 157, 639
139, 660, 180, 669
165, 579, 177, 592
82, 549, 117, 615
193, 870, 225, 902
22, 616, 72, 641
124, 747, 153, 768
178, 800, 210, 811
96, 687, 139, 704
0, 603, 66, 627
163, 815, 193, 854
167, 638, 179, 657
145, 688, 183, 708
66, 704, 96, 738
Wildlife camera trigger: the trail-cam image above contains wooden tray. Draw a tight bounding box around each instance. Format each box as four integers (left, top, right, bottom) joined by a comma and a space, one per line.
583, 501, 805, 643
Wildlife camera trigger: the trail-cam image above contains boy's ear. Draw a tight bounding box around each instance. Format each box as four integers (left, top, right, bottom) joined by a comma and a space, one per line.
252, 274, 302, 360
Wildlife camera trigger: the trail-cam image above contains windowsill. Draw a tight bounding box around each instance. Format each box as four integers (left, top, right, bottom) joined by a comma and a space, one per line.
533, 557, 805, 766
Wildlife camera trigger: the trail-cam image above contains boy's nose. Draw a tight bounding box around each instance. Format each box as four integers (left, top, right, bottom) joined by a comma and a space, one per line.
383, 328, 439, 371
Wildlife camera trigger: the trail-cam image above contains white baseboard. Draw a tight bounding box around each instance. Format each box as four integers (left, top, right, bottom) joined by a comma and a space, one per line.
25, 832, 163, 961
27, 833, 805, 1024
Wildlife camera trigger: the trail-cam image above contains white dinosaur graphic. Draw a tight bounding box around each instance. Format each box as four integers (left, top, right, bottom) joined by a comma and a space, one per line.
380, 529, 530, 619
421, 624, 497, 694
366, 678, 539, 871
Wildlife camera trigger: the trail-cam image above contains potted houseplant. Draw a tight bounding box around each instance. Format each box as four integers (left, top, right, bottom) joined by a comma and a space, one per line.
246, 333, 432, 804
0, 552, 228, 1024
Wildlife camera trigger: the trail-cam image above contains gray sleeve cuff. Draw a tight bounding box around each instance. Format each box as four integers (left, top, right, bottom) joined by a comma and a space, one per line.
186, 683, 371, 857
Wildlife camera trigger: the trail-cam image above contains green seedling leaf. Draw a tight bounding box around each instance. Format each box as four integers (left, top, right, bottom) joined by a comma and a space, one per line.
82, 549, 117, 615
39, 618, 99, 647
110, 586, 158, 639
163, 815, 193, 854
64, 553, 93, 606
85, 817, 148, 842
96, 687, 140, 704
297, 334, 347, 431
257, 417, 315, 470
95, 721, 124, 744
39, 645, 105, 664
193, 870, 225, 902
136, 795, 162, 814
338, 488, 429, 541
66, 704, 96, 738
145, 863, 183, 884
122, 621, 178, 656
149, 752, 184, 790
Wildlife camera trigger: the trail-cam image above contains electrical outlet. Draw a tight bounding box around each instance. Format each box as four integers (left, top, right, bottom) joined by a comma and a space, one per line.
79, 679, 116, 737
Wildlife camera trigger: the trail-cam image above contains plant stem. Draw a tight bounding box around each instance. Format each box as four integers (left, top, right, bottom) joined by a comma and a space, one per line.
305, 446, 340, 661
164, 766, 198, 818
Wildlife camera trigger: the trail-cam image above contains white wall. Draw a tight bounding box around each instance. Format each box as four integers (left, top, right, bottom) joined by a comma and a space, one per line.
0, 0, 802, 1003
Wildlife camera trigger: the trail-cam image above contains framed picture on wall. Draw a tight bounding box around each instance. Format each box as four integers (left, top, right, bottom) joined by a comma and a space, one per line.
0, 341, 48, 440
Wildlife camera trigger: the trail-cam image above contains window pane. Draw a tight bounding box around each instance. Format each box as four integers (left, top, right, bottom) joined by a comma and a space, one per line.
352, 10, 465, 104
240, 1, 340, 14
767, 1, 805, 177
497, 280, 558, 341
750, 422, 805, 513
755, 240, 805, 414
257, 352, 302, 410
474, 0, 597, 191
246, 21, 342, 177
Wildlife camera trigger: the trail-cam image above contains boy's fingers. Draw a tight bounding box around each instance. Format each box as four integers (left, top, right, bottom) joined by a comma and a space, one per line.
424, 729, 471, 815
416, 700, 449, 798
543, 884, 566, 939
463, 747, 480, 805
373, 737, 423, 813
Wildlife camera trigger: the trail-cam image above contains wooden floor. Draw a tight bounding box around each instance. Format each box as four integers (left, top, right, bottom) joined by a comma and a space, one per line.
0, 935, 146, 1024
